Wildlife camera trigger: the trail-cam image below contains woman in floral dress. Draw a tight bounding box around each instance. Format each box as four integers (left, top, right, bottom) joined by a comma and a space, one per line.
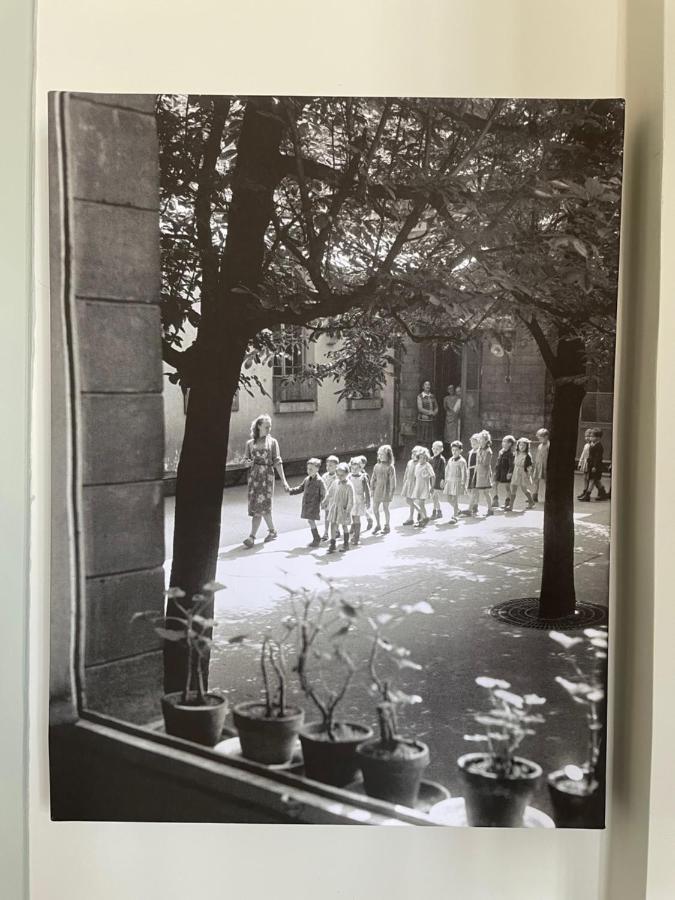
242, 415, 290, 548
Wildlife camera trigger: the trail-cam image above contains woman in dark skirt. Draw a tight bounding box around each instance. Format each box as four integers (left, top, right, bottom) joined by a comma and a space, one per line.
416, 380, 439, 445
242, 414, 290, 548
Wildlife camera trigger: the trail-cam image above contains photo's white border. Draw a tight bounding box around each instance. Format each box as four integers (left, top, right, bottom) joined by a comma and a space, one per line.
26, 2, 668, 900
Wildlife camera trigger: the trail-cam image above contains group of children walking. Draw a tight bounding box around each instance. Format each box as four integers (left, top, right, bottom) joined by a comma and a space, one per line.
285, 424, 609, 553
401, 428, 551, 523
287, 447, 397, 553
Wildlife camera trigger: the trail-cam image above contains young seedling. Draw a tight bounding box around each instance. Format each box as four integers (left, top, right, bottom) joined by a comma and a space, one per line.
463, 677, 547, 778
549, 627, 608, 790
283, 581, 361, 740
366, 601, 432, 749
133, 582, 245, 706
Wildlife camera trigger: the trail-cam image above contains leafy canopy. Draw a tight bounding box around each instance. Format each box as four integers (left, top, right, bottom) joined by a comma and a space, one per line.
157, 96, 623, 396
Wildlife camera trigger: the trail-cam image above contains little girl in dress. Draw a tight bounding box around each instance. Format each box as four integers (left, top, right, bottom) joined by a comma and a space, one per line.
370, 444, 397, 534
357, 454, 374, 531
348, 456, 371, 545
443, 441, 468, 522
472, 429, 494, 518
411, 447, 435, 527
401, 445, 423, 525
510, 437, 536, 510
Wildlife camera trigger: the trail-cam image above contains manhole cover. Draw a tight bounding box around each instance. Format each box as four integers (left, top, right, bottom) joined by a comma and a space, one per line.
490, 597, 608, 630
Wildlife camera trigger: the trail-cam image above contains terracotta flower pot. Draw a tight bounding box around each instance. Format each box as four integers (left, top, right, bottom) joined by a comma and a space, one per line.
547, 769, 604, 828
161, 692, 228, 747
233, 701, 304, 765
458, 752, 542, 827
299, 722, 374, 786
356, 738, 430, 807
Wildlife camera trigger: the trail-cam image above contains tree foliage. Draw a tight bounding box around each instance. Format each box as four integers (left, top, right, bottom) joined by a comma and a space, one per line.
157, 96, 623, 397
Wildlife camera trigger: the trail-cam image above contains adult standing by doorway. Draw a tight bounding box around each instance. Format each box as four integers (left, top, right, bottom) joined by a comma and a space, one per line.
416, 380, 439, 446
242, 414, 290, 548
443, 384, 463, 454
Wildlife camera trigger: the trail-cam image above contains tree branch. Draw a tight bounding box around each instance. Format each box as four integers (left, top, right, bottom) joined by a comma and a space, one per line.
518, 312, 560, 377
194, 97, 230, 301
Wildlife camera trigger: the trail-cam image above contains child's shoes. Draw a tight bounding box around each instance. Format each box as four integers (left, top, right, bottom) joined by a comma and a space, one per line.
382, 525, 390, 534
402, 518, 414, 525
327, 539, 336, 553
372, 525, 381, 535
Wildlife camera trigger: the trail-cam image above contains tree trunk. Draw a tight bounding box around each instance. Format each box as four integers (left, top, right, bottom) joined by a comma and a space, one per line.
538, 338, 586, 619
164, 336, 247, 693
163, 99, 286, 693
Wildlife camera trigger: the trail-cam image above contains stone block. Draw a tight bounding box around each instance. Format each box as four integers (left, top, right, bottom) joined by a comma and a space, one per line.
77, 300, 163, 393
82, 481, 165, 576
71, 92, 157, 114
85, 567, 165, 666
72, 201, 160, 301
84, 650, 164, 724
82, 394, 164, 484
68, 98, 159, 208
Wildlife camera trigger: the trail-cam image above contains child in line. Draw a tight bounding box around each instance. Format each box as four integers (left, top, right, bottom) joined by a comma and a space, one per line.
357, 455, 375, 531
577, 428, 593, 499
321, 454, 340, 541
472, 429, 494, 517
465, 434, 480, 515
532, 428, 550, 503
510, 437, 536, 510
401, 445, 423, 525
493, 435, 515, 510
326, 463, 355, 553
289, 457, 327, 547
348, 457, 371, 545
444, 441, 467, 522
370, 444, 397, 534
430, 440, 447, 520
579, 428, 609, 501
411, 447, 435, 526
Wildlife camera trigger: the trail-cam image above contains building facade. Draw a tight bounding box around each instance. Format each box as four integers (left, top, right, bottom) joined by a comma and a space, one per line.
164, 327, 613, 481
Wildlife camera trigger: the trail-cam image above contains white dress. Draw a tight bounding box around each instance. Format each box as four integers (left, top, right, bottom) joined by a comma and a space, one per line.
401, 459, 417, 499
511, 451, 533, 488
444, 456, 468, 497
411, 461, 435, 501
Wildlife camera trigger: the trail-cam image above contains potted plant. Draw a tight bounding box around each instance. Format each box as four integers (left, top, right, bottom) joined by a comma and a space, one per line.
133, 582, 238, 747
288, 583, 373, 787
547, 628, 608, 827
232, 630, 304, 766
460, 676, 546, 826
355, 602, 433, 808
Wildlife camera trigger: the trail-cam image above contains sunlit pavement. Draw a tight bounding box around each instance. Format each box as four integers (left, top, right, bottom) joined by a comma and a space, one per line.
164, 476, 611, 814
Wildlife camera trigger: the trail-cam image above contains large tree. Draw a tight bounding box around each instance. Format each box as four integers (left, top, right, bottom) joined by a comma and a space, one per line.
158, 96, 623, 689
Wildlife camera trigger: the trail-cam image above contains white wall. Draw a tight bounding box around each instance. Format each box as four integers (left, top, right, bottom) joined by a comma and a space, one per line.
28, 2, 668, 900
163, 334, 395, 472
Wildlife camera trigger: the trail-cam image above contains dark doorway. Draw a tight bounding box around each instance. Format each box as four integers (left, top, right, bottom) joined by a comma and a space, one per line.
434, 344, 462, 451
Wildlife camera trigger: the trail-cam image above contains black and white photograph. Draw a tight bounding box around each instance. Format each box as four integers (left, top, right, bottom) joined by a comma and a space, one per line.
49, 93, 623, 826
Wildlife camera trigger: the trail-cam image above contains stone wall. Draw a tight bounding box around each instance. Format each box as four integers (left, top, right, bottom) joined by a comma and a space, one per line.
479, 327, 550, 440
50, 93, 164, 723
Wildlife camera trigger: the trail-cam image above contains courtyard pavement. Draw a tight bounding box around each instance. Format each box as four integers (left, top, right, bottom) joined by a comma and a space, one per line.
163, 473, 611, 816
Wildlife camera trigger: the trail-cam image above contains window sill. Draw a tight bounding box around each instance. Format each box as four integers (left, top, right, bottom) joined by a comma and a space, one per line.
274, 400, 317, 414
346, 398, 384, 411
50, 716, 438, 825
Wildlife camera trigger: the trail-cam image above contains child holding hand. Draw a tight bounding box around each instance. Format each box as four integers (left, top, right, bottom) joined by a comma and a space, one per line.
430, 440, 447, 520
411, 447, 436, 527
289, 457, 327, 547
493, 435, 515, 510
401, 446, 423, 525
321, 455, 340, 541
510, 437, 536, 510
444, 441, 468, 521
326, 463, 355, 553
532, 428, 550, 503
370, 444, 396, 534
